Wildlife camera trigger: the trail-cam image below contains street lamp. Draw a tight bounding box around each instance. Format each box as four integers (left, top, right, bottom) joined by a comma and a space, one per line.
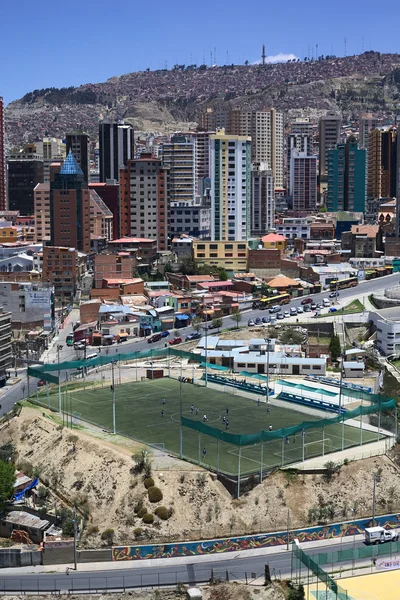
372, 472, 381, 527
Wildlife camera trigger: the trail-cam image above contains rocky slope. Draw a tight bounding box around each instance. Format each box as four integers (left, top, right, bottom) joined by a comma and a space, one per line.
2, 406, 400, 548
5, 52, 400, 146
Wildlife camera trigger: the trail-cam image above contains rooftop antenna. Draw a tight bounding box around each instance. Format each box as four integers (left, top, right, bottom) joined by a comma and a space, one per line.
262, 44, 266, 65
213, 47, 217, 65
202, 49, 205, 65
316, 43, 319, 59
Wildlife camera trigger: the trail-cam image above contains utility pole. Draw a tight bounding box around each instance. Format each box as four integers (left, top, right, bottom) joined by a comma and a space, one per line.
73, 505, 78, 570
372, 472, 380, 526
286, 509, 291, 550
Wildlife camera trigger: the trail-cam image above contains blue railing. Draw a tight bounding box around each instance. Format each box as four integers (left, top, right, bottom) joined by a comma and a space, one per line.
202, 373, 274, 396
305, 375, 372, 393
277, 391, 346, 414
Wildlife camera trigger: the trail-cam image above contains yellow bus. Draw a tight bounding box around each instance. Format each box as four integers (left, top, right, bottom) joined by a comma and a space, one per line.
253, 293, 291, 310
329, 276, 358, 291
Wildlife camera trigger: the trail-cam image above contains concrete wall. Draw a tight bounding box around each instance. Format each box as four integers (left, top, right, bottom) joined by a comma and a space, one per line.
0, 548, 42, 568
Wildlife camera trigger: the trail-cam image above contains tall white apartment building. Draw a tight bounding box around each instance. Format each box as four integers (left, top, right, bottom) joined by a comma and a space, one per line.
228, 108, 284, 189
210, 130, 251, 241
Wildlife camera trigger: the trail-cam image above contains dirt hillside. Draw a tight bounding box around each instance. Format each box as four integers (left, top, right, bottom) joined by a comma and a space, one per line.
1, 406, 400, 547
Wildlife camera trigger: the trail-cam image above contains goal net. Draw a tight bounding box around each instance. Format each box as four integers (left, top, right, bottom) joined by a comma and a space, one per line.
304, 438, 332, 459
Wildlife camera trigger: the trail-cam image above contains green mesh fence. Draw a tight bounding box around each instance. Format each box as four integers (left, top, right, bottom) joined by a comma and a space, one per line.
313, 539, 400, 565
28, 347, 201, 374
292, 542, 349, 600
182, 398, 395, 446
277, 380, 338, 397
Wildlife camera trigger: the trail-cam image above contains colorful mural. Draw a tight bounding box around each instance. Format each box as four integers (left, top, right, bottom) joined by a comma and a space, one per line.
112, 513, 400, 561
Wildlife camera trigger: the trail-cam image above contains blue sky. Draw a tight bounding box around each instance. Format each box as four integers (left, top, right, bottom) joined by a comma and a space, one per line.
0, 0, 398, 105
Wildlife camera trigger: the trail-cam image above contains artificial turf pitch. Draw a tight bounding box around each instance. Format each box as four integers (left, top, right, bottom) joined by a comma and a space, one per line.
36, 378, 378, 476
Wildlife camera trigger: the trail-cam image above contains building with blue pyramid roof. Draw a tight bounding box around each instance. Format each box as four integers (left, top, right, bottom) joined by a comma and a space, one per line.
50, 151, 91, 253
59, 150, 84, 176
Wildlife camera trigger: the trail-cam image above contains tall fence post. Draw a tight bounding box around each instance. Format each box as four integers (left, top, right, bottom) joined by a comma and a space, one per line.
341, 413, 345, 451
302, 429, 305, 462
237, 446, 242, 499
378, 408, 381, 441
281, 436, 285, 467
360, 410, 363, 446
216, 438, 220, 475
260, 443, 264, 483
322, 424, 325, 456
395, 405, 398, 440
198, 431, 201, 465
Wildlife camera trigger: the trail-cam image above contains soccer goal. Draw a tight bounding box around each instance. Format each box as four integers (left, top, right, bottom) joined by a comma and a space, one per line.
152, 443, 165, 450
304, 437, 332, 459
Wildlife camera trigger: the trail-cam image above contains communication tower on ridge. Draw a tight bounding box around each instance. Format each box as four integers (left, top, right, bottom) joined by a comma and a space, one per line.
262, 44, 266, 65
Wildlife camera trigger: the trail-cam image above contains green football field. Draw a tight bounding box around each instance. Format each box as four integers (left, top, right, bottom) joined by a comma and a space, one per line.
35, 378, 379, 476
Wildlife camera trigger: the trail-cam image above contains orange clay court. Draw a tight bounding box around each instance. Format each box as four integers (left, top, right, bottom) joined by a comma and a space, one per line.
308, 570, 400, 599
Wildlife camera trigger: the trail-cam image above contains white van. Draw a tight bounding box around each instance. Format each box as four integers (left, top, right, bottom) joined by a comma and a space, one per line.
85, 353, 98, 360
323, 298, 330, 307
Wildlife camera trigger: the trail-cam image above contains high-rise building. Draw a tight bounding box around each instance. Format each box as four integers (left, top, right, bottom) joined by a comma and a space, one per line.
0, 97, 6, 211
66, 132, 90, 182
198, 107, 229, 131
327, 141, 367, 213
161, 135, 196, 203
319, 113, 341, 190
287, 133, 312, 189
89, 190, 113, 242
187, 130, 213, 192
8, 148, 44, 214
89, 180, 120, 239
359, 113, 378, 149
289, 150, 318, 212
290, 118, 314, 137
367, 127, 397, 200
0, 305, 12, 386
50, 151, 91, 252
210, 130, 251, 241
250, 163, 274, 236
228, 109, 284, 189
99, 122, 134, 182
35, 137, 66, 183
120, 154, 169, 251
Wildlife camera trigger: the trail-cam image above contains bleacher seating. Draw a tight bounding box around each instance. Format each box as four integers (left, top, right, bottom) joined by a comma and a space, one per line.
304, 375, 372, 393
201, 373, 273, 396
277, 391, 346, 414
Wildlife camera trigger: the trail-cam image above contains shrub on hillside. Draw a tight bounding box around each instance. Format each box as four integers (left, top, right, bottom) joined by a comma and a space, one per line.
143, 513, 154, 524
148, 486, 163, 503
101, 529, 114, 545
144, 477, 154, 489
137, 507, 147, 518
155, 506, 169, 520
134, 500, 143, 514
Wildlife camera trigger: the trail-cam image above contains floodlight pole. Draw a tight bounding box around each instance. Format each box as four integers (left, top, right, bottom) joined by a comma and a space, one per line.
360, 400, 363, 446
339, 353, 345, 451
322, 424, 325, 456
179, 376, 183, 459
237, 447, 242, 499
265, 338, 270, 401
204, 313, 208, 387
111, 361, 116, 434
57, 344, 63, 414
260, 443, 264, 483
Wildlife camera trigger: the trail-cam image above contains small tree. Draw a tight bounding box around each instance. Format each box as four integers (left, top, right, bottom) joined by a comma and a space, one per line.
212, 318, 223, 332
231, 308, 242, 329
0, 460, 15, 510
192, 317, 202, 333
218, 268, 228, 281
329, 334, 341, 362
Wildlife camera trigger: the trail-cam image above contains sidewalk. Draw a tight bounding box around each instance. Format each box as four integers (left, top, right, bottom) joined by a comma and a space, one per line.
0, 535, 366, 575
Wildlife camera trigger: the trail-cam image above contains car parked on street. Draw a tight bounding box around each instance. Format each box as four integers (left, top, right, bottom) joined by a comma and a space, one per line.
160, 330, 170, 338
248, 319, 255, 326
255, 317, 262, 325
169, 337, 182, 345
329, 291, 340, 298
186, 332, 201, 341
301, 297, 313, 305
148, 333, 162, 343
262, 316, 270, 324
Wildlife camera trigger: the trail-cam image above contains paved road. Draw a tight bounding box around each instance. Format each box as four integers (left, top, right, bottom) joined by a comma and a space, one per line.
0, 537, 366, 592
59, 272, 400, 361
0, 273, 398, 418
